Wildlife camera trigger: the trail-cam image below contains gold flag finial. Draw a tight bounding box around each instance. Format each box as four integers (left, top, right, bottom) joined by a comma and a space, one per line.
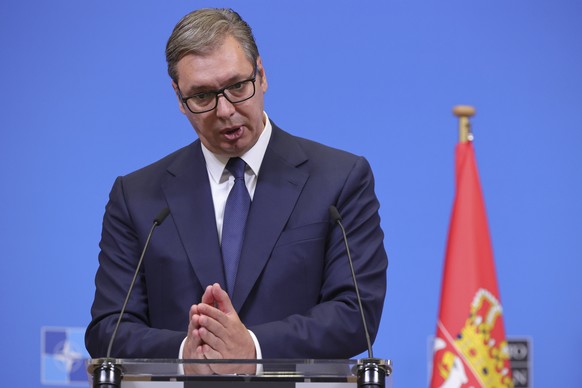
453, 105, 476, 143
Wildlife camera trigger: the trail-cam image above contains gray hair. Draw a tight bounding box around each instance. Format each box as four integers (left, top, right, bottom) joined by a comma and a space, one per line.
165, 8, 260, 82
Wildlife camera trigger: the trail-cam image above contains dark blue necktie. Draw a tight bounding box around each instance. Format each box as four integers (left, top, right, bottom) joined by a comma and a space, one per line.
221, 157, 251, 296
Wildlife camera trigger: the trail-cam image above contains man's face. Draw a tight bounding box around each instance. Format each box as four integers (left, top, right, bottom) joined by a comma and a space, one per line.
172, 35, 268, 157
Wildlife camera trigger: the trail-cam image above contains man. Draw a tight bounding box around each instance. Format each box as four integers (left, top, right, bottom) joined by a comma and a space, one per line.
85, 8, 387, 373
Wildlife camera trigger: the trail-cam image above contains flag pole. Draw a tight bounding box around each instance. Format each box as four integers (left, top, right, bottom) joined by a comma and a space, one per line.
431, 105, 514, 387
452, 105, 476, 143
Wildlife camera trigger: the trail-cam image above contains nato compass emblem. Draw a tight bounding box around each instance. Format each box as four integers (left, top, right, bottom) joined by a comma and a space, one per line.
41, 326, 90, 385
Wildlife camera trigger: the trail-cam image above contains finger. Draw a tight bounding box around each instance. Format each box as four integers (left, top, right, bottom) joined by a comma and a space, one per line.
197, 303, 224, 322
190, 307, 200, 320
188, 303, 201, 325
202, 343, 222, 360
188, 312, 202, 332
185, 305, 209, 361
188, 321, 203, 343
198, 310, 223, 331
197, 320, 225, 350
210, 283, 235, 314
183, 343, 213, 375
184, 328, 204, 359
201, 285, 215, 305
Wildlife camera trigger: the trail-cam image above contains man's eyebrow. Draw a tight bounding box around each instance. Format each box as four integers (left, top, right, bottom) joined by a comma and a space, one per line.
182, 70, 254, 96
183, 74, 249, 96
181, 83, 214, 96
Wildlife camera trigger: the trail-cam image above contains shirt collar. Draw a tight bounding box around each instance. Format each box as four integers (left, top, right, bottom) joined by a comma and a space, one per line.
201, 111, 272, 183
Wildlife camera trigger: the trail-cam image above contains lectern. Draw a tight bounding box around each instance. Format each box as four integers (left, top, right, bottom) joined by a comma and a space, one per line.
88, 359, 392, 388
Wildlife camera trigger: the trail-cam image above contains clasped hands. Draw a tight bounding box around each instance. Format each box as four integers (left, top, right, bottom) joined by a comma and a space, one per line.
183, 283, 256, 375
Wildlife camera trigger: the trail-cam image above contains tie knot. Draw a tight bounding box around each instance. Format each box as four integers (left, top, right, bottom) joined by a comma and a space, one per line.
226, 157, 246, 180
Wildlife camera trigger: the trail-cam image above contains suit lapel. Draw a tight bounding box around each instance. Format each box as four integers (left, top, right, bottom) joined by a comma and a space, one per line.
161, 142, 226, 291
232, 125, 309, 310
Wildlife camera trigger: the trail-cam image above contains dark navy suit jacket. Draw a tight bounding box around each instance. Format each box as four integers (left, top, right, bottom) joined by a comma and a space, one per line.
85, 122, 388, 359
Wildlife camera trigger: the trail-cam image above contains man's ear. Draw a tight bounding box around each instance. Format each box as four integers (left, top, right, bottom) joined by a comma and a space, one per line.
172, 80, 187, 115
256, 57, 268, 93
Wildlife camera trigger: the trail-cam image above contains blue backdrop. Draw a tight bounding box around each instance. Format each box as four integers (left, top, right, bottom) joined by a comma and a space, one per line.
1, 1, 581, 387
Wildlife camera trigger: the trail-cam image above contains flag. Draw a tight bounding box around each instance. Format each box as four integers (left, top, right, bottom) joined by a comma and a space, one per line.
430, 140, 513, 387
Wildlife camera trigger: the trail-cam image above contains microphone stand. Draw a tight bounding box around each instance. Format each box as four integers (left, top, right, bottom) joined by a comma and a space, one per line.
92, 208, 170, 388
329, 206, 389, 388
356, 358, 389, 388
92, 360, 122, 388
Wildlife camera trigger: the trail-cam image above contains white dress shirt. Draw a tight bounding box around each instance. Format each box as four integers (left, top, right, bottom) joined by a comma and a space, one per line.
201, 114, 272, 243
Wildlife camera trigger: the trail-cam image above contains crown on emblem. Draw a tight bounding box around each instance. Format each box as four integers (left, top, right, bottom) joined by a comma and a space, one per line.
453, 288, 513, 386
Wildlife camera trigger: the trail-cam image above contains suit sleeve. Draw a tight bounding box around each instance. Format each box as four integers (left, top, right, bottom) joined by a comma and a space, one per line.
249, 156, 388, 358
85, 176, 186, 358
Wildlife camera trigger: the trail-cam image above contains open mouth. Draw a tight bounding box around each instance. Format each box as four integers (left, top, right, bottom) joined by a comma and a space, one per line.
222, 126, 244, 140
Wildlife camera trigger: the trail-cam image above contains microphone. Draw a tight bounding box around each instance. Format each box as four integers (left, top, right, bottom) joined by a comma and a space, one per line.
329, 205, 387, 388
93, 207, 171, 388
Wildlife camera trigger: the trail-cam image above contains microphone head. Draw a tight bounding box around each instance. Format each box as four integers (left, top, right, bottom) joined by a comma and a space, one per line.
154, 207, 170, 226
328, 205, 342, 223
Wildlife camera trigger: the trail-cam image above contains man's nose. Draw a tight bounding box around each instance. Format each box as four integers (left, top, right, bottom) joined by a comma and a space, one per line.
215, 93, 235, 117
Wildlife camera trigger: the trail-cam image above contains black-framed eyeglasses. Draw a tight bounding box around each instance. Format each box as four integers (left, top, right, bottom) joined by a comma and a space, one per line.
177, 68, 257, 114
